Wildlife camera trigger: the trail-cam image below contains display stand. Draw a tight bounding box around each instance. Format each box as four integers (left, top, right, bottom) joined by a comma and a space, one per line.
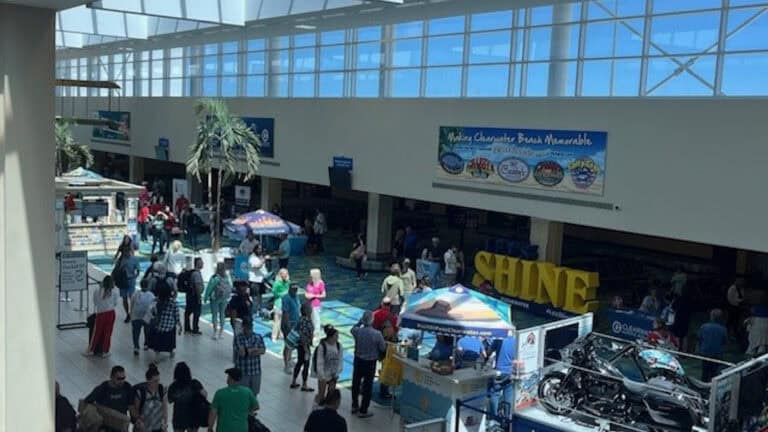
56, 251, 89, 330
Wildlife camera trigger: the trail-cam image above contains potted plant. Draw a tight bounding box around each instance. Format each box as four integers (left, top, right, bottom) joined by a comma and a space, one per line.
186, 98, 261, 253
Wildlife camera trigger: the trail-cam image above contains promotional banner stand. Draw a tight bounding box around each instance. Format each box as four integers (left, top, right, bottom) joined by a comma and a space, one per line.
56, 251, 90, 330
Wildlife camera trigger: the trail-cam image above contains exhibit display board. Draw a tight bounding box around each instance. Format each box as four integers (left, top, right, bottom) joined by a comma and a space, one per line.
436, 126, 607, 196
710, 354, 768, 432
59, 250, 88, 292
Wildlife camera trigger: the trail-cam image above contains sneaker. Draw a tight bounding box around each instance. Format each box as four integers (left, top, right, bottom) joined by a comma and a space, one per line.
358, 412, 373, 419
81, 351, 94, 357
133, 350, 139, 356
100, 352, 111, 358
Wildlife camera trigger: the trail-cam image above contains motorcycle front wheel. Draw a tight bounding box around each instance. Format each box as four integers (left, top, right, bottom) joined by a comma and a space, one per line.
538, 371, 576, 416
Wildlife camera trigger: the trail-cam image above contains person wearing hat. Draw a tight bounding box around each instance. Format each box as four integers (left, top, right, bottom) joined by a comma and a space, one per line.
233, 318, 265, 398
208, 367, 259, 432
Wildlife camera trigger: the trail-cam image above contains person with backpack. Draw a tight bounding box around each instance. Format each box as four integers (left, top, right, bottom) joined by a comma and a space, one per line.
181, 258, 204, 335
115, 246, 140, 323
204, 262, 232, 340
233, 318, 265, 399
131, 279, 156, 356
168, 362, 209, 432
290, 303, 315, 393
148, 286, 182, 359
132, 363, 167, 432
313, 325, 343, 408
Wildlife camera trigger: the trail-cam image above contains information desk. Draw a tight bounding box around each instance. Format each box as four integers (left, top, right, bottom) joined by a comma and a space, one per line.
397, 354, 496, 432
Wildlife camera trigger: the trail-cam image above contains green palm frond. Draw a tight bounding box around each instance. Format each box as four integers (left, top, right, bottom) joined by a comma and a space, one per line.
55, 120, 93, 175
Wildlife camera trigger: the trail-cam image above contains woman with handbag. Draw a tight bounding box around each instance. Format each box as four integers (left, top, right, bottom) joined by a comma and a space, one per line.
168, 362, 209, 432
290, 303, 315, 392
84, 276, 119, 358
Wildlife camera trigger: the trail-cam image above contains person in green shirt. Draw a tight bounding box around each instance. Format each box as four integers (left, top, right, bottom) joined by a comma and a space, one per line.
208, 367, 259, 432
271, 268, 291, 341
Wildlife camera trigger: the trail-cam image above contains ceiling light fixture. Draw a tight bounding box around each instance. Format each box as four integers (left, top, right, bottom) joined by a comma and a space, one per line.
295, 24, 317, 30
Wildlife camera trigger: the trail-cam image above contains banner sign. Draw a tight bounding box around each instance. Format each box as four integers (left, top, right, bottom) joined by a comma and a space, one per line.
92, 111, 131, 142
59, 250, 88, 292
605, 308, 655, 340
332, 156, 353, 170
235, 185, 251, 207
437, 126, 607, 195
500, 295, 576, 320
416, 259, 441, 284
243, 117, 274, 159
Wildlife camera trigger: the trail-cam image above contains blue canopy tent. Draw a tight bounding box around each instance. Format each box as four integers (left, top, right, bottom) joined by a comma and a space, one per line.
224, 209, 300, 238
400, 285, 515, 338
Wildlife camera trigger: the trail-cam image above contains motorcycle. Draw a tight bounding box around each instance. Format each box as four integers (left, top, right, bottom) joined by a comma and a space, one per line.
537, 334, 708, 431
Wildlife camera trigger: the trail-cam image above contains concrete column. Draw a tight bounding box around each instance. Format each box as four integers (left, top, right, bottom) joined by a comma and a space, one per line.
260, 177, 282, 211
548, 3, 574, 97
366, 193, 393, 260
530, 218, 564, 265
0, 4, 56, 430
267, 37, 286, 96
129, 155, 144, 183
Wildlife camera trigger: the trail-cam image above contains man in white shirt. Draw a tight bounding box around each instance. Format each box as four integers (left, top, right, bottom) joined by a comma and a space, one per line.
249, 250, 267, 313
443, 246, 459, 286
381, 264, 405, 315
239, 232, 259, 256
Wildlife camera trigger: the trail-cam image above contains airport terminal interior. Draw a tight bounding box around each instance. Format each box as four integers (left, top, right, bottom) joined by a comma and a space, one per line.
2, 0, 768, 431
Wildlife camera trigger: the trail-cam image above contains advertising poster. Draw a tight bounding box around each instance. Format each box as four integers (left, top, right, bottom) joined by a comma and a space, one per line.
242, 117, 275, 159
436, 126, 607, 195
92, 111, 131, 142
235, 185, 251, 207
233, 255, 250, 281
515, 329, 542, 409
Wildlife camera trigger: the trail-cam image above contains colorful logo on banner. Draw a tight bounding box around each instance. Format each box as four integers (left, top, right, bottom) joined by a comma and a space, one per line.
437, 126, 607, 195
471, 251, 600, 314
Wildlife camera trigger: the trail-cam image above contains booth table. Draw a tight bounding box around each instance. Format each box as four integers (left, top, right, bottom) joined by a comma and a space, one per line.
398, 354, 497, 432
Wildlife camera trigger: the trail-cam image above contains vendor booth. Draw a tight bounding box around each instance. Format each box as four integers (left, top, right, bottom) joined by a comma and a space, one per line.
55, 168, 143, 255
396, 285, 516, 432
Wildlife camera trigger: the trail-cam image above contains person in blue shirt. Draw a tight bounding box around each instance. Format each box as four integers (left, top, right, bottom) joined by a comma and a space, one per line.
698, 309, 729, 382
427, 335, 454, 362
488, 336, 516, 424
456, 336, 486, 367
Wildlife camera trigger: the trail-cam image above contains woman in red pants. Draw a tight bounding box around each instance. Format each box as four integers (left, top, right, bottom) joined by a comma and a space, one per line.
85, 276, 120, 358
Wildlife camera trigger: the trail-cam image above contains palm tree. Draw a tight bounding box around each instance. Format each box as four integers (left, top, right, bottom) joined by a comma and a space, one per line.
187, 98, 261, 250
55, 120, 94, 176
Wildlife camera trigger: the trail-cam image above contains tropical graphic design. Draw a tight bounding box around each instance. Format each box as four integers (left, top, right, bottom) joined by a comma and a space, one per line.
437, 126, 607, 195
400, 285, 515, 338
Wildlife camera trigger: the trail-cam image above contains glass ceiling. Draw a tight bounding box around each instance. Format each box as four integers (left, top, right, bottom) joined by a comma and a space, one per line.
56, 0, 376, 49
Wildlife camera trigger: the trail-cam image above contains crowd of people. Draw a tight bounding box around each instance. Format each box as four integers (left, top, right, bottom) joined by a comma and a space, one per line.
632, 270, 768, 382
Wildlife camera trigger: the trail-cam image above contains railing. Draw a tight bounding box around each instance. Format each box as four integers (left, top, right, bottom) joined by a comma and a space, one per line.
403, 418, 445, 432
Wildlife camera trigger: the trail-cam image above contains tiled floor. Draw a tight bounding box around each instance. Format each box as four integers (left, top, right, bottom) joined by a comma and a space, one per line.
56, 293, 403, 432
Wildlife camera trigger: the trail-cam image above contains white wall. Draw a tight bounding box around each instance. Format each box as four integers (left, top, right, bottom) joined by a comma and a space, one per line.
66, 97, 768, 253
